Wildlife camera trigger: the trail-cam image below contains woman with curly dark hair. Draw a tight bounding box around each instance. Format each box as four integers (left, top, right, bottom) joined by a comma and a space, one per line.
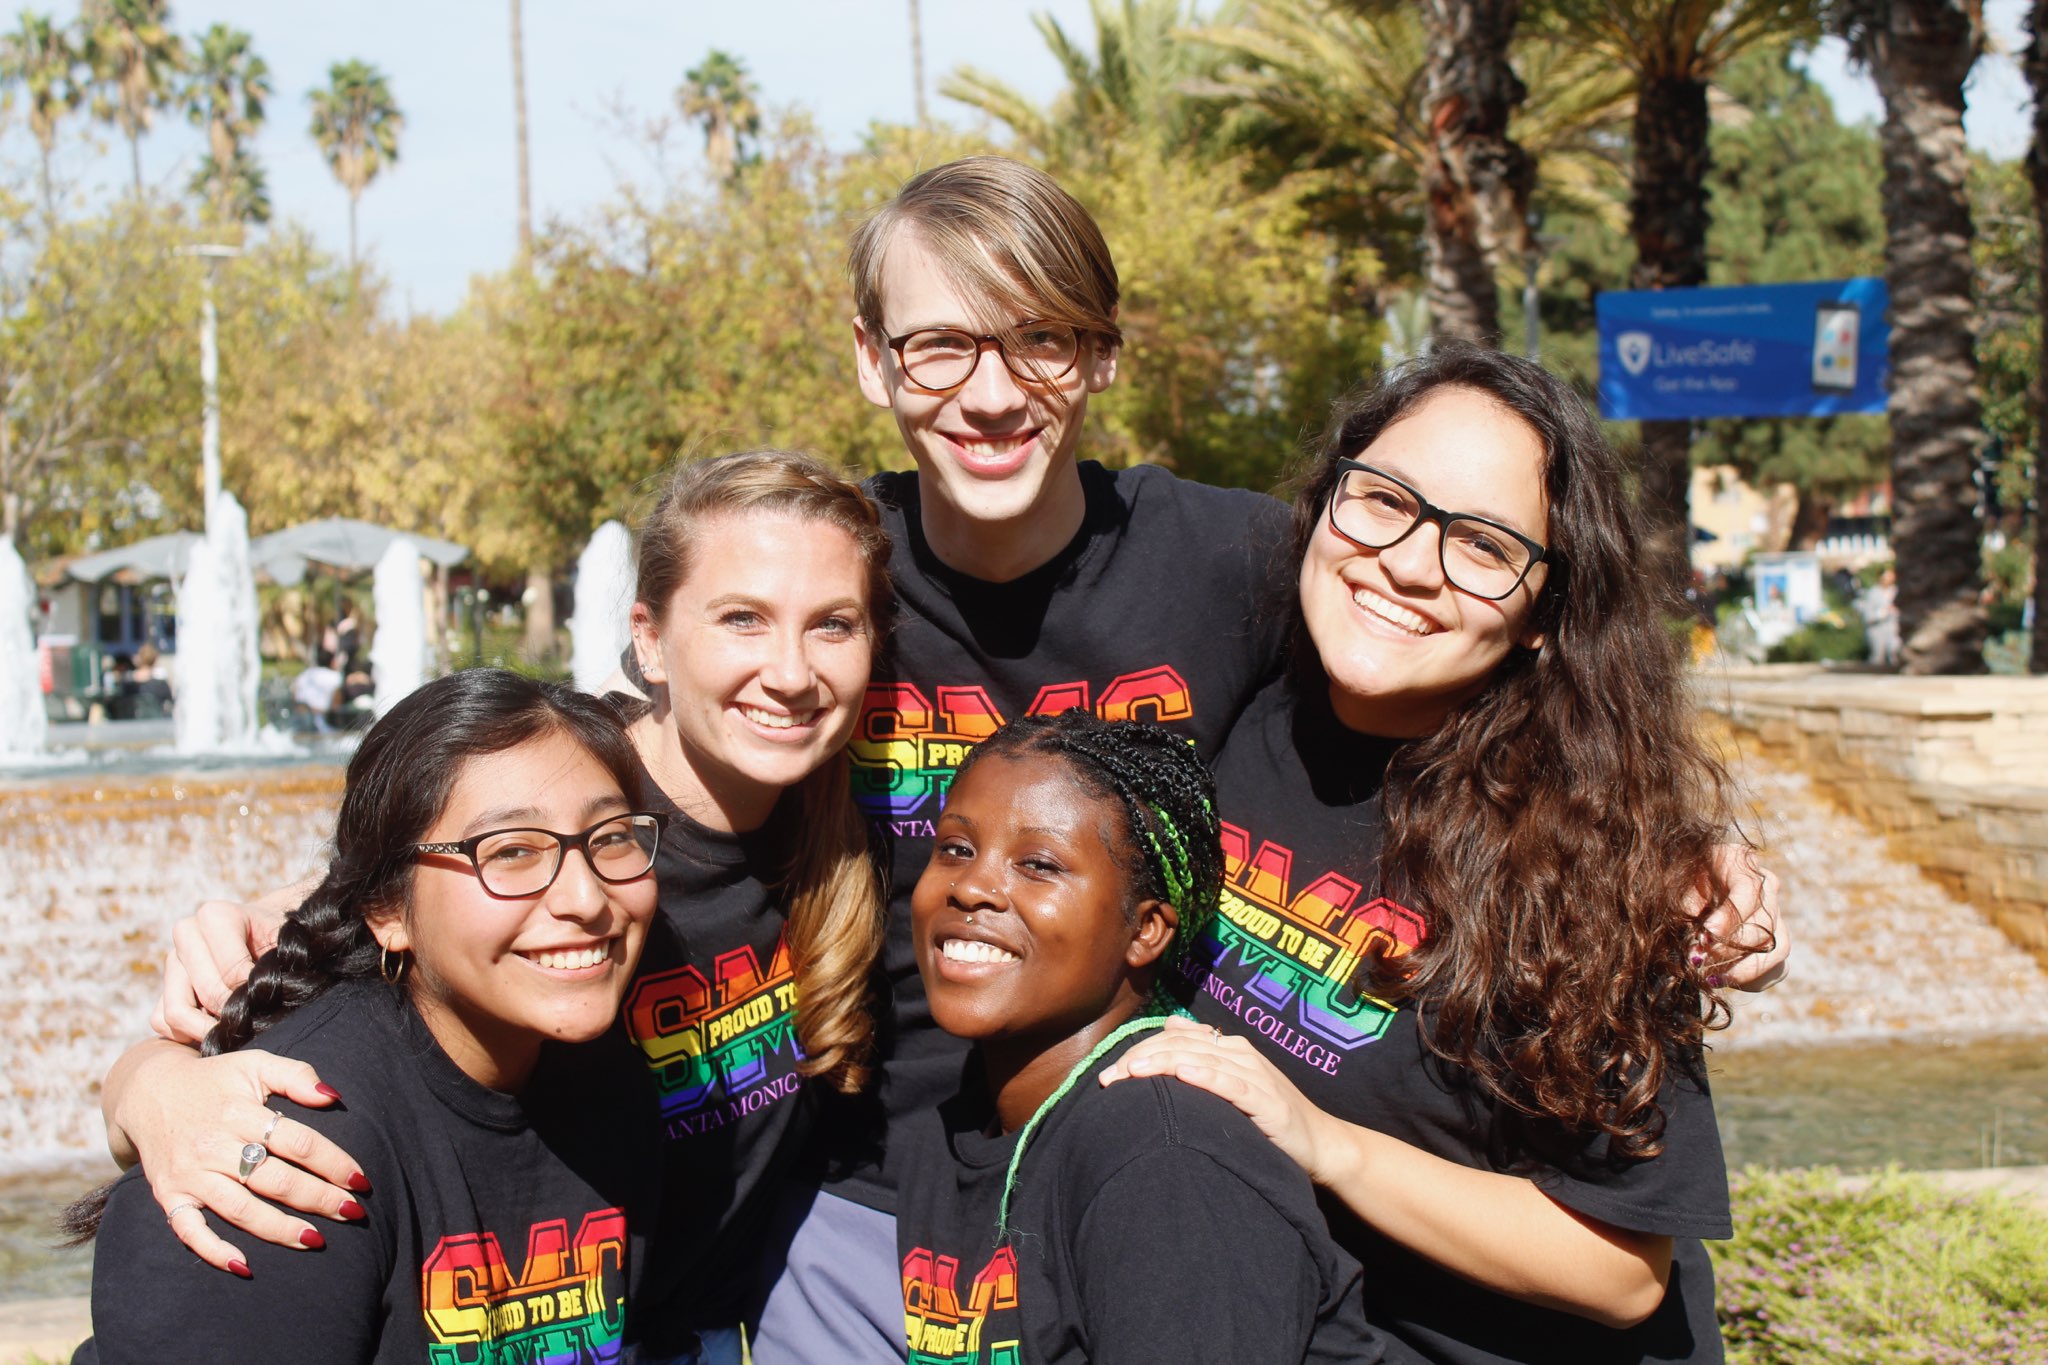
1106, 342, 1754, 1364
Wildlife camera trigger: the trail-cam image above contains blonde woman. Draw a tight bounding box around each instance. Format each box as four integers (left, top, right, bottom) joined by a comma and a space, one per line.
96, 451, 892, 1365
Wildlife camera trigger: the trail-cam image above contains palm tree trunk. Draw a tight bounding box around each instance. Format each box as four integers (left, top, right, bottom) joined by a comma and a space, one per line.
1418, 0, 1529, 345
510, 0, 533, 260
1629, 71, 1714, 595
128, 131, 142, 198
2027, 0, 2048, 673
349, 192, 359, 271
38, 146, 54, 223
1870, 0, 1987, 673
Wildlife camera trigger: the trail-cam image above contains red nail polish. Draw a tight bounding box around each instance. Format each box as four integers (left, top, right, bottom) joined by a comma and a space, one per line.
315, 1083, 343, 1101
228, 1259, 252, 1279
339, 1199, 365, 1220
346, 1171, 371, 1194
299, 1228, 326, 1250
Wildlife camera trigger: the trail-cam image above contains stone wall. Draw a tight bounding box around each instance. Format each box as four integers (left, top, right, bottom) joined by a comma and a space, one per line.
1699, 666, 2048, 971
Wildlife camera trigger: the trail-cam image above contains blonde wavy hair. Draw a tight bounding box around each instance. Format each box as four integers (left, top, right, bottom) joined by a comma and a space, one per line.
635, 449, 892, 1093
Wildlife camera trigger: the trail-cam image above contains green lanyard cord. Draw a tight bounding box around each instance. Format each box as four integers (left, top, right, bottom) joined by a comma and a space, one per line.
995, 1010, 1186, 1236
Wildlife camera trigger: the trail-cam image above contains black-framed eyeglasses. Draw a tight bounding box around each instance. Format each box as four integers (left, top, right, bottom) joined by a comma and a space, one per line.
1327, 460, 1550, 601
884, 321, 1082, 394
414, 812, 666, 899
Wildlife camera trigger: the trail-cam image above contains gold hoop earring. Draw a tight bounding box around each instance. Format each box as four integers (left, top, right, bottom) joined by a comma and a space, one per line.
379, 947, 410, 986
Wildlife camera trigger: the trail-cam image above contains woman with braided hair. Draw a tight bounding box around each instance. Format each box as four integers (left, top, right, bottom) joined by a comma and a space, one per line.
1104, 342, 1753, 1365
893, 710, 1396, 1364
73, 668, 666, 1363
91, 449, 892, 1364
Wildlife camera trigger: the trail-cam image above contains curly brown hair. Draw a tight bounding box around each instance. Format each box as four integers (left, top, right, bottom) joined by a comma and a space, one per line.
1286, 342, 1752, 1159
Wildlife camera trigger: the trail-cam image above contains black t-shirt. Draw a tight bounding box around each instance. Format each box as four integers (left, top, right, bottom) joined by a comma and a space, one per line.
893, 1034, 1394, 1365
1188, 680, 1732, 1365
79, 980, 661, 1365
622, 772, 814, 1343
832, 461, 1293, 1210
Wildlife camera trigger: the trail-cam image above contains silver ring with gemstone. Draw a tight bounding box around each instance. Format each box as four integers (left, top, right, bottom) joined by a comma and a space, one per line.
237, 1142, 269, 1182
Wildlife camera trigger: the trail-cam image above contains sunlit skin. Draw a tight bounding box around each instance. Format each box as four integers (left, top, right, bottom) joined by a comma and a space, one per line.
628, 508, 874, 834
912, 752, 1177, 1133
373, 731, 657, 1094
853, 231, 1117, 583
1298, 386, 1551, 739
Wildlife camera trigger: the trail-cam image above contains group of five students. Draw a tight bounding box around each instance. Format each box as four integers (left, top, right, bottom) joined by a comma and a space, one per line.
76, 155, 1783, 1364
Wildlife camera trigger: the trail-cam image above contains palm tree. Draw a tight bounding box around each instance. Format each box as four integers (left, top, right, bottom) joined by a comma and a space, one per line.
909, 0, 929, 125
1191, 0, 1628, 316
677, 50, 761, 182
182, 23, 269, 226
2026, 0, 2048, 673
308, 59, 404, 270
0, 12, 87, 218
81, 0, 184, 197
1540, 0, 1819, 591
944, 0, 1221, 162
187, 149, 269, 225
1413, 0, 1532, 345
1829, 0, 1986, 672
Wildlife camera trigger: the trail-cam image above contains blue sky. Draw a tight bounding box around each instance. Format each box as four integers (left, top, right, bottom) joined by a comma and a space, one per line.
6, 1, 2033, 316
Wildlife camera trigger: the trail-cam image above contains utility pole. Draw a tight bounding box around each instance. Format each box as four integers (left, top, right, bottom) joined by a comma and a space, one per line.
1523, 209, 1542, 362
510, 0, 533, 259
909, 0, 928, 126
190, 244, 240, 534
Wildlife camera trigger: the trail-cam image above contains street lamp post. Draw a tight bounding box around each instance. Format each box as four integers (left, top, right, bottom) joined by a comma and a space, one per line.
188, 244, 240, 536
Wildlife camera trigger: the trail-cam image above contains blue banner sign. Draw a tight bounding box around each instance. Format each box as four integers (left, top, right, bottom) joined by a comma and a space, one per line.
1596, 278, 1889, 421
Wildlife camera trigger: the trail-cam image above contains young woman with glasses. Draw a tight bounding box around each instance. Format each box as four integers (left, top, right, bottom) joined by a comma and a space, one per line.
1102, 343, 1756, 1364
90, 450, 892, 1365
70, 668, 667, 1363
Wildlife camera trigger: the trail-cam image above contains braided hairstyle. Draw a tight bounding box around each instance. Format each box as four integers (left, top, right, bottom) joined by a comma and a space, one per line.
953, 710, 1223, 1011
953, 711, 1225, 1232
62, 669, 642, 1242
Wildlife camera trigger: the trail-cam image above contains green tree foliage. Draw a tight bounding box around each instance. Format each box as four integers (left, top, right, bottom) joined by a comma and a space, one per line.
677, 49, 762, 183
81, 0, 184, 197
1689, 47, 1889, 546
308, 58, 402, 268
1974, 155, 2038, 525
0, 203, 197, 554
182, 23, 271, 227
0, 11, 89, 217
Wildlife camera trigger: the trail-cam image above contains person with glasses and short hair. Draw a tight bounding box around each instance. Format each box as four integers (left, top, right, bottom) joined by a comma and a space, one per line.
70, 668, 666, 1364
1101, 343, 1757, 1364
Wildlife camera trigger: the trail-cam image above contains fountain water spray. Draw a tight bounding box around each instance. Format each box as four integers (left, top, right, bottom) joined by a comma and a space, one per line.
370, 538, 426, 717
174, 492, 261, 755
570, 520, 635, 693
0, 538, 47, 757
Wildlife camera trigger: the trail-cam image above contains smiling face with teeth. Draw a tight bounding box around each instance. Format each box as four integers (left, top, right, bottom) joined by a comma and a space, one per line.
375, 730, 657, 1093
629, 508, 874, 834
912, 752, 1177, 1121
1300, 386, 1552, 738
854, 232, 1118, 581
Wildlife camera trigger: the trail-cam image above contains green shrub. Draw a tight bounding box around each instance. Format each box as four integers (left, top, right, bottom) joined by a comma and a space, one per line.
1717, 1167, 2048, 1363
1764, 609, 1867, 664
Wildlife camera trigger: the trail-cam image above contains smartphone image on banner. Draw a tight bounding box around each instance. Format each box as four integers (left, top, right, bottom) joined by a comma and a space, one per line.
1813, 302, 1859, 391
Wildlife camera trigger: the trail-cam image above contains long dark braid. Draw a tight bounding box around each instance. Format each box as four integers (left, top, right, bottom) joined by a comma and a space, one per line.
61, 670, 642, 1241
